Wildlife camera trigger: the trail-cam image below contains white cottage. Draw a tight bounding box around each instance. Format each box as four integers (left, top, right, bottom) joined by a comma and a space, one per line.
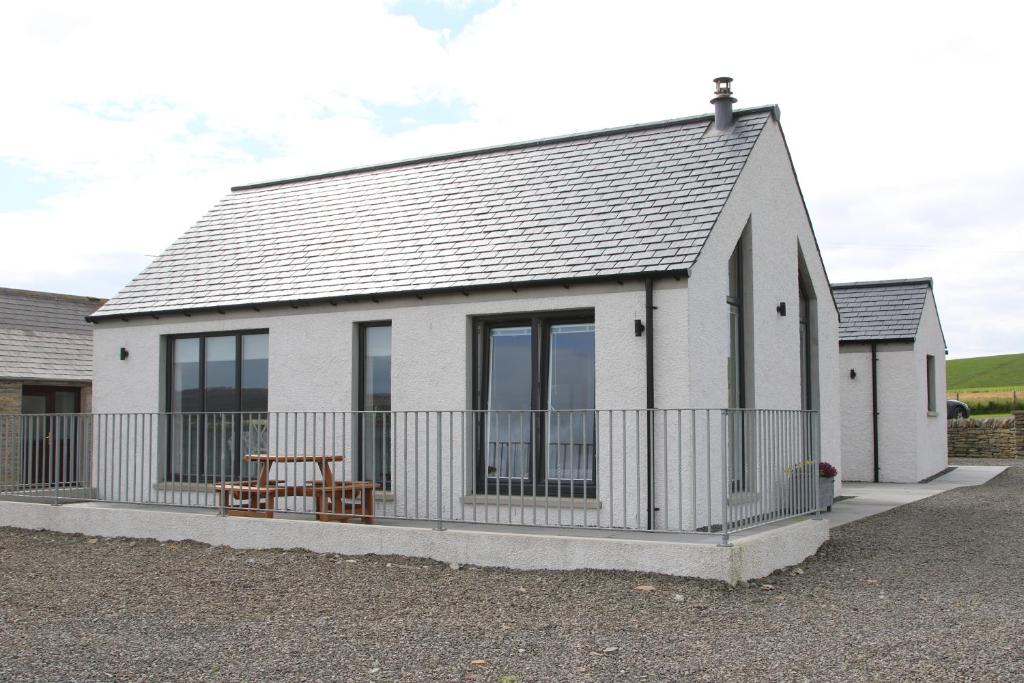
74, 80, 840, 574
833, 278, 948, 483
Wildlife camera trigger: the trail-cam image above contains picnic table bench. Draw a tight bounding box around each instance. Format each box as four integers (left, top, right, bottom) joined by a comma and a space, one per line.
213, 454, 374, 523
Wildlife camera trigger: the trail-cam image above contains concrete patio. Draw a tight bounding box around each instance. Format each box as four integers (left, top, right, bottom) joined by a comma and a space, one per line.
826, 465, 1007, 528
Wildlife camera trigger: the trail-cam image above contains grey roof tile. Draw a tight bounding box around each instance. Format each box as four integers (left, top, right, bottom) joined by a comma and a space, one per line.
95, 109, 773, 318
0, 288, 105, 381
831, 279, 933, 343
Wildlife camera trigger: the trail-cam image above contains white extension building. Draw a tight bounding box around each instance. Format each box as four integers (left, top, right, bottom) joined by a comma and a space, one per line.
56, 80, 841, 575
833, 278, 948, 483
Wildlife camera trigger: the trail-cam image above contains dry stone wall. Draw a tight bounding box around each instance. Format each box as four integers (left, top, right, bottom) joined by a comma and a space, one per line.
947, 412, 1023, 459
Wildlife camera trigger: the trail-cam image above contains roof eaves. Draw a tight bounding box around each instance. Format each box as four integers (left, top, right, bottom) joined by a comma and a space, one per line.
87, 268, 690, 322
838, 337, 916, 345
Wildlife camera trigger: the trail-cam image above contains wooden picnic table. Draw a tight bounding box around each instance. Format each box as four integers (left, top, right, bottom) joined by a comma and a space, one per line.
213, 453, 374, 523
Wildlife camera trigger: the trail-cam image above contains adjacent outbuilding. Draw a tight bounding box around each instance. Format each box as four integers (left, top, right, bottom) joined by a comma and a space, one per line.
833, 278, 947, 483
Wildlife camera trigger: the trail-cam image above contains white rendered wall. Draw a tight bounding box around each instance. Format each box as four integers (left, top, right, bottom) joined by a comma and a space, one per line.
838, 345, 875, 482
92, 281, 717, 530
839, 343, 920, 483
914, 289, 948, 480
686, 115, 842, 489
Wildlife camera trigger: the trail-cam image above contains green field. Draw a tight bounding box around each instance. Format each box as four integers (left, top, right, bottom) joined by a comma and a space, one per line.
946, 353, 1024, 391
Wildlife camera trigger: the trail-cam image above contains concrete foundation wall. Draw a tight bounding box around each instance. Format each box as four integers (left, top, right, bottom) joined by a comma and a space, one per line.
0, 501, 829, 585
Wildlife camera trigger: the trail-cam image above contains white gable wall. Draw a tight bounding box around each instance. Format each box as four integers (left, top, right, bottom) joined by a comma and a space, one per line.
914, 289, 948, 480
686, 116, 842, 484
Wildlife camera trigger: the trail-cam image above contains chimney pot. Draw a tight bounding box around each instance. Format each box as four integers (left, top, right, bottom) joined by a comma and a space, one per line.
710, 76, 737, 130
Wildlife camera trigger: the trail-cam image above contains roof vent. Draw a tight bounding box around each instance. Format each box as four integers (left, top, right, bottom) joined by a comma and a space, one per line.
710, 76, 736, 130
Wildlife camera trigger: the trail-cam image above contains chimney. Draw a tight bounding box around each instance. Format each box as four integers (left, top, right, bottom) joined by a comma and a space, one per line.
710, 76, 736, 130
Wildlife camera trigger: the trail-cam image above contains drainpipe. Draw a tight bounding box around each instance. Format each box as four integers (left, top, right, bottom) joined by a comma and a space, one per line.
645, 278, 655, 530
871, 343, 880, 483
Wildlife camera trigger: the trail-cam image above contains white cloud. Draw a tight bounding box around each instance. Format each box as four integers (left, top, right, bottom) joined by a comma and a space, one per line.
0, 0, 1021, 356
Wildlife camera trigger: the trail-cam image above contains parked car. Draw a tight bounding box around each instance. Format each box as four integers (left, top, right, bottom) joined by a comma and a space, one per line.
947, 399, 970, 419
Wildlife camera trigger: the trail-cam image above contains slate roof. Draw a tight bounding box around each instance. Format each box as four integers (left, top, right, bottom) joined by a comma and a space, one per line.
831, 278, 933, 343
92, 107, 776, 319
0, 288, 105, 382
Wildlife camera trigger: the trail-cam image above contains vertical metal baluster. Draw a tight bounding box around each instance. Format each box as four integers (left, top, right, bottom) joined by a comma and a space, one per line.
719, 411, 730, 546
569, 411, 575, 529
591, 410, 599, 530
435, 412, 443, 530
634, 410, 641, 530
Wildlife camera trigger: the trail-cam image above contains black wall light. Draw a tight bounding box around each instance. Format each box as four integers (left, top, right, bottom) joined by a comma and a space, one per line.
120, 347, 129, 361
849, 368, 857, 379
776, 301, 787, 316
634, 319, 645, 336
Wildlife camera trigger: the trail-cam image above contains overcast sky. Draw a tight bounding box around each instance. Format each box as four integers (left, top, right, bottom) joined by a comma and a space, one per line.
1, 1, 1020, 358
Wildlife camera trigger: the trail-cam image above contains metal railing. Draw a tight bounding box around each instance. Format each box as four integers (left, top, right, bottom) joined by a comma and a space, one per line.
0, 409, 820, 543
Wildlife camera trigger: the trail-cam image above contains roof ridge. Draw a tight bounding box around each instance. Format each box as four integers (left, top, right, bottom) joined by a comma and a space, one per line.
831, 277, 933, 290
231, 105, 779, 192
0, 287, 106, 304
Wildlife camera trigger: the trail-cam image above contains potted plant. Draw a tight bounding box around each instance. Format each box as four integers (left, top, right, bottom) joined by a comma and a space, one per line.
818, 461, 837, 512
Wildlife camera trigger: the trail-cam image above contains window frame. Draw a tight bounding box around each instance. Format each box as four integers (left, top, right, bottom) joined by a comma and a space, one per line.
356, 320, 393, 489
164, 329, 269, 481
926, 354, 937, 414
473, 309, 596, 498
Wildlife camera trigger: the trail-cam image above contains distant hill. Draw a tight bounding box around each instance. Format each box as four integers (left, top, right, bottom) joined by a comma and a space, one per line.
947, 353, 1024, 390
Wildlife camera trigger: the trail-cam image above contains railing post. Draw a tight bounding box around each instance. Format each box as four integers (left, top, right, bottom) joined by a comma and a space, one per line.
435, 411, 444, 531
51, 415, 61, 506
813, 411, 821, 520
719, 410, 731, 547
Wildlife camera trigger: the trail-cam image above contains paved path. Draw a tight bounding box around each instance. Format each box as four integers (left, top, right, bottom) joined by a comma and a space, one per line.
828, 465, 1007, 528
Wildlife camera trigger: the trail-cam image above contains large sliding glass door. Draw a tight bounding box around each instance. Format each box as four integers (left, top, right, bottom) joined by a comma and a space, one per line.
477, 312, 595, 497
166, 331, 268, 481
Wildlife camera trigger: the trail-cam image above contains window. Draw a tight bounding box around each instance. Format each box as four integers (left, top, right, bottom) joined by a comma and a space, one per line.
475, 312, 595, 496
165, 331, 268, 481
798, 275, 813, 411
926, 354, 936, 413
358, 323, 391, 488
727, 239, 748, 490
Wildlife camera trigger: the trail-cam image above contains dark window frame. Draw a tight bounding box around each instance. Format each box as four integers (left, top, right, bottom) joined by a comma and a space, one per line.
926, 354, 936, 413
727, 241, 749, 492
164, 329, 269, 481
357, 320, 392, 489
473, 309, 596, 498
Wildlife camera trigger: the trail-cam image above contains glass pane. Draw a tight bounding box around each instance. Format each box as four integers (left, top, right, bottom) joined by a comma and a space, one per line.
728, 244, 742, 302
205, 336, 238, 412
54, 390, 78, 414
361, 325, 391, 487
171, 338, 201, 413
485, 326, 532, 480
728, 305, 742, 409
21, 395, 47, 414
546, 323, 595, 481
241, 333, 269, 412
169, 414, 202, 481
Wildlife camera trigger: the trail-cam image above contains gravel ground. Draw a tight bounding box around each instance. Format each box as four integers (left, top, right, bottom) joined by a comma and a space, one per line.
2, 467, 1022, 682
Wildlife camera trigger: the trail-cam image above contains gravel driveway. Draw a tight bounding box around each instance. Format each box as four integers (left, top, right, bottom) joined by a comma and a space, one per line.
2, 465, 1022, 682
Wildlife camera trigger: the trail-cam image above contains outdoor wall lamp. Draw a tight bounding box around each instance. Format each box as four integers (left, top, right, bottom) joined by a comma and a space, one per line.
776, 301, 787, 316
849, 368, 857, 379
634, 319, 645, 336
120, 347, 129, 361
